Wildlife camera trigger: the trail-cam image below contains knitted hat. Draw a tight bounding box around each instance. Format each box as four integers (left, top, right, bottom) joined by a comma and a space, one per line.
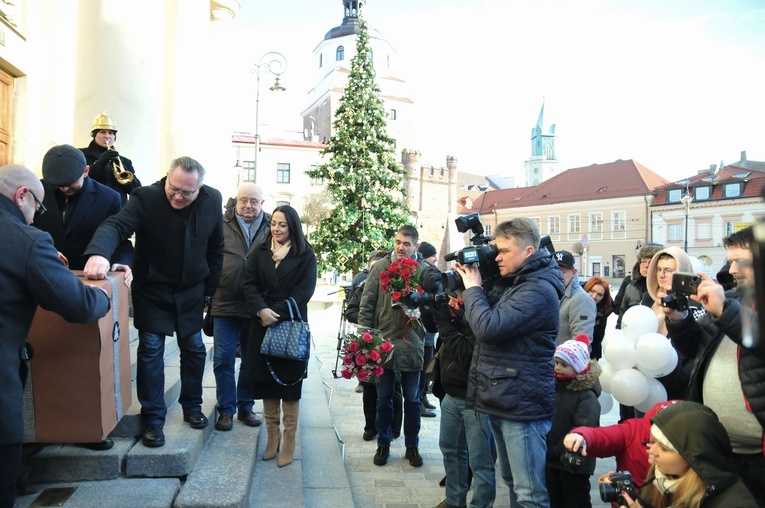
418, 241, 437, 259
554, 335, 591, 374
42, 144, 87, 187
650, 423, 677, 452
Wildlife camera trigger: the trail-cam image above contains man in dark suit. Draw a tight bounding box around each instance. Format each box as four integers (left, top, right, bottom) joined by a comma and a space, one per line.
34, 144, 133, 274
0, 164, 110, 507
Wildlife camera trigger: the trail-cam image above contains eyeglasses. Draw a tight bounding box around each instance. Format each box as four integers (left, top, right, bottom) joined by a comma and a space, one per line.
656, 267, 676, 276
29, 190, 47, 216
640, 259, 652, 267
166, 182, 199, 198
237, 198, 261, 206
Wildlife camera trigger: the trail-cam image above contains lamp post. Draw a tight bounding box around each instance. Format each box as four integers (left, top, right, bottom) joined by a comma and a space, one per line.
252, 51, 287, 182
680, 191, 693, 253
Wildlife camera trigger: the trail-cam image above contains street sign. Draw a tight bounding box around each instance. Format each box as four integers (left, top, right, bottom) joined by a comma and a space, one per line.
581, 234, 589, 248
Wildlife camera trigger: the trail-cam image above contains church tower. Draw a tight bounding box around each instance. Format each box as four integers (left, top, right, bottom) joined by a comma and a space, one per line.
300, 0, 414, 151
523, 102, 559, 186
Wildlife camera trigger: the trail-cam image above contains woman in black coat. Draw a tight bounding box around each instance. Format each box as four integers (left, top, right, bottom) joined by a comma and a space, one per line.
242, 205, 316, 467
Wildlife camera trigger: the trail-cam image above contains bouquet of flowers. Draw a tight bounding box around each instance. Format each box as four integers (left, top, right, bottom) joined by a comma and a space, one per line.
379, 257, 423, 301
339, 329, 394, 383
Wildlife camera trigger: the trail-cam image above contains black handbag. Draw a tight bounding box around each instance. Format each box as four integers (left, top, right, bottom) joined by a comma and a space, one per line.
260, 297, 311, 361
202, 309, 214, 336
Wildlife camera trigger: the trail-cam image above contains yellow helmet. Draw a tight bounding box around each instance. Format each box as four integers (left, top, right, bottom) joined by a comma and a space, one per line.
91, 111, 118, 133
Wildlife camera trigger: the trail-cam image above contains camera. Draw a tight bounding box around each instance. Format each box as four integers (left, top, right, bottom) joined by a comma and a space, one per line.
660, 291, 689, 311
599, 471, 638, 506
672, 272, 701, 295
441, 213, 501, 292
405, 275, 450, 309
560, 450, 584, 471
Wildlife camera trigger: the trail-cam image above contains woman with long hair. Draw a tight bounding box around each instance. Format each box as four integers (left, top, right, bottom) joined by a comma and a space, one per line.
621, 401, 756, 507
242, 205, 316, 467
583, 276, 613, 359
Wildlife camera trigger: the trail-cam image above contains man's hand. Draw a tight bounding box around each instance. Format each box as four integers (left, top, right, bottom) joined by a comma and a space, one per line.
84, 255, 111, 280
563, 433, 588, 456
690, 272, 725, 317
258, 308, 280, 326
111, 263, 133, 288
655, 283, 687, 321
452, 263, 482, 290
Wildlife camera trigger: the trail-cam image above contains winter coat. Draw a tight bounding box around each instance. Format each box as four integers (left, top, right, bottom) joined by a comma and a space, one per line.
0, 194, 110, 445
33, 177, 133, 270
84, 177, 224, 337
463, 248, 566, 421
615, 272, 647, 329
639, 401, 757, 507
210, 198, 270, 318
546, 359, 601, 476
668, 293, 765, 455
241, 238, 316, 399
344, 268, 369, 325
431, 302, 476, 400
358, 253, 433, 372
556, 271, 596, 345
80, 140, 141, 206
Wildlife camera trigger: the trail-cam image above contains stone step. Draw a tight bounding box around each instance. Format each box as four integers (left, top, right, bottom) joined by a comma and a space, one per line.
14, 478, 181, 508
24, 438, 135, 483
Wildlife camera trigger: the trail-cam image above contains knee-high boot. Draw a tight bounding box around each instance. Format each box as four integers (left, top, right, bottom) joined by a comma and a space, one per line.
277, 400, 299, 467
262, 399, 281, 461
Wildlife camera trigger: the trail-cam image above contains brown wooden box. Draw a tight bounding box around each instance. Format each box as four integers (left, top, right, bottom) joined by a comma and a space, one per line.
23, 271, 131, 443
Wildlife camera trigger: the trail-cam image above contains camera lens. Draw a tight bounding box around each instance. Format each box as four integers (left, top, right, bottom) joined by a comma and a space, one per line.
441, 270, 464, 292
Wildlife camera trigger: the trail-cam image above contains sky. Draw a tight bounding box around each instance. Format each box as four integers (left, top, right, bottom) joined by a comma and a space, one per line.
229, 0, 765, 184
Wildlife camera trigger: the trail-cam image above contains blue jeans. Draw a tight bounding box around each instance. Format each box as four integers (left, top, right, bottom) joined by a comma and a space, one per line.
376, 369, 420, 448
212, 316, 254, 415
489, 416, 551, 508
137, 330, 206, 426
440, 394, 496, 508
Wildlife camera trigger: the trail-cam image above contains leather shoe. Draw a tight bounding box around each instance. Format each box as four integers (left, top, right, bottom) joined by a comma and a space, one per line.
80, 438, 114, 451
142, 426, 165, 448
421, 408, 437, 418
184, 411, 209, 429
421, 395, 436, 410
237, 410, 262, 427
215, 414, 233, 431
362, 429, 377, 441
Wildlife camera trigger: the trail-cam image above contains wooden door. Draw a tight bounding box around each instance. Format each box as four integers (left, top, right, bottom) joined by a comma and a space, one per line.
0, 68, 14, 165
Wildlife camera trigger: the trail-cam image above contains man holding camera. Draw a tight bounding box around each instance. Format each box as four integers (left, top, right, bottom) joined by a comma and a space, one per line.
452, 217, 565, 507
662, 225, 765, 504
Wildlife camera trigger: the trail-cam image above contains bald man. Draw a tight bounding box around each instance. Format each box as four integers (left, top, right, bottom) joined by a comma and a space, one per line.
210, 183, 270, 431
0, 165, 109, 507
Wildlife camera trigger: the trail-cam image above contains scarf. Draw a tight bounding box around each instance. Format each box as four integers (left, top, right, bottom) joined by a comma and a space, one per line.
271, 238, 291, 268
653, 467, 681, 495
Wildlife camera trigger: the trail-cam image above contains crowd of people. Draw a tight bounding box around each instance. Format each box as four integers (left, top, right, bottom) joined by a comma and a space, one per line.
1, 112, 762, 508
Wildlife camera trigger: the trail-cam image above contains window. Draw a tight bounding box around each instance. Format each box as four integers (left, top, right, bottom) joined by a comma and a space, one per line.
277, 163, 290, 183
484, 225, 492, 237
529, 217, 541, 232
389, 109, 397, 120
589, 212, 603, 233
694, 186, 710, 200
669, 224, 683, 242
667, 189, 682, 202
548, 216, 560, 235
309, 166, 323, 185
242, 161, 255, 181
336, 46, 344, 61
568, 214, 580, 234
723, 182, 741, 198
319, 54, 323, 67
276, 200, 290, 207
611, 211, 626, 232
725, 221, 736, 236
391, 138, 397, 150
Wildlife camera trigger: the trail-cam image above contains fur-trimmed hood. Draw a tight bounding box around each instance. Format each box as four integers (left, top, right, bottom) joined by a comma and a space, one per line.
567, 359, 601, 392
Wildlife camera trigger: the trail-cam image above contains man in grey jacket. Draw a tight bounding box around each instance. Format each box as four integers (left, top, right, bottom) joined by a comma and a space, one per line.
210, 183, 270, 431
554, 250, 596, 346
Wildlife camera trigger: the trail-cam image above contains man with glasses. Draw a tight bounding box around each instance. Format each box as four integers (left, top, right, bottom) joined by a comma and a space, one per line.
34, 145, 133, 276
663, 226, 765, 504
0, 164, 110, 507
209, 183, 270, 431
83, 156, 224, 448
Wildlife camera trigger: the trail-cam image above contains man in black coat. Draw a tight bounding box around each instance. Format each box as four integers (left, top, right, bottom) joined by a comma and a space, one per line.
83, 156, 224, 448
0, 165, 110, 507
79, 111, 141, 206
33, 144, 133, 273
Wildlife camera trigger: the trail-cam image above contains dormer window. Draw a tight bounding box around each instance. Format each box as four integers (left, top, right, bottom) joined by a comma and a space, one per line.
694, 186, 711, 201
667, 189, 682, 203
723, 182, 742, 198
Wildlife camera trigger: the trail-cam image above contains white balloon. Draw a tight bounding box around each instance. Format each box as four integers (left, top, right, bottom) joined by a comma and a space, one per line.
610, 369, 650, 407
689, 256, 702, 274
601, 328, 625, 352
599, 361, 617, 393
599, 391, 614, 415
621, 305, 659, 342
634, 377, 668, 413
637, 348, 679, 378
604, 336, 637, 370
635, 333, 675, 370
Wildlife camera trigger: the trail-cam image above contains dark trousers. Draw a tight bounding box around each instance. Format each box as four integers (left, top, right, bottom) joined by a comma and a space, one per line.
362, 379, 402, 435
0, 442, 22, 508
545, 466, 592, 508
419, 344, 434, 399
732, 451, 765, 506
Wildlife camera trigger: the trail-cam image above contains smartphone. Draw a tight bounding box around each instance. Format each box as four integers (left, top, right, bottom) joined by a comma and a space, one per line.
672, 272, 701, 295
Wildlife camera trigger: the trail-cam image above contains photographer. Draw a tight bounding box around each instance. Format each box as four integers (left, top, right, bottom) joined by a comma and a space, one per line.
452, 217, 565, 507
620, 401, 756, 508
663, 226, 765, 504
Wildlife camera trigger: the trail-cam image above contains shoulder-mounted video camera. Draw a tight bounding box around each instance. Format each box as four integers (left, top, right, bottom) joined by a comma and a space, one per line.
440, 213, 500, 292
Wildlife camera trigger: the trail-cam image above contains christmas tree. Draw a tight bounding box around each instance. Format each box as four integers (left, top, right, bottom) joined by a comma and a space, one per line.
307, 18, 411, 276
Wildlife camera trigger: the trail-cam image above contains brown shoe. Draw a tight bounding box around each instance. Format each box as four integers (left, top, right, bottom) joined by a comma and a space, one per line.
237, 410, 263, 427
215, 413, 233, 431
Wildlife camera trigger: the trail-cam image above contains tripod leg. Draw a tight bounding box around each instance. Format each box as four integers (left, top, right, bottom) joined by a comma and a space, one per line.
332, 299, 348, 378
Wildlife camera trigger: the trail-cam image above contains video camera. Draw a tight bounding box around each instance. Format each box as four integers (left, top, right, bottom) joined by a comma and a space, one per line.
441, 213, 500, 292
599, 471, 638, 507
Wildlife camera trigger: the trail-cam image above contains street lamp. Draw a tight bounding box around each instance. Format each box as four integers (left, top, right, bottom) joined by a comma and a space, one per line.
252, 51, 287, 182
680, 190, 693, 253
